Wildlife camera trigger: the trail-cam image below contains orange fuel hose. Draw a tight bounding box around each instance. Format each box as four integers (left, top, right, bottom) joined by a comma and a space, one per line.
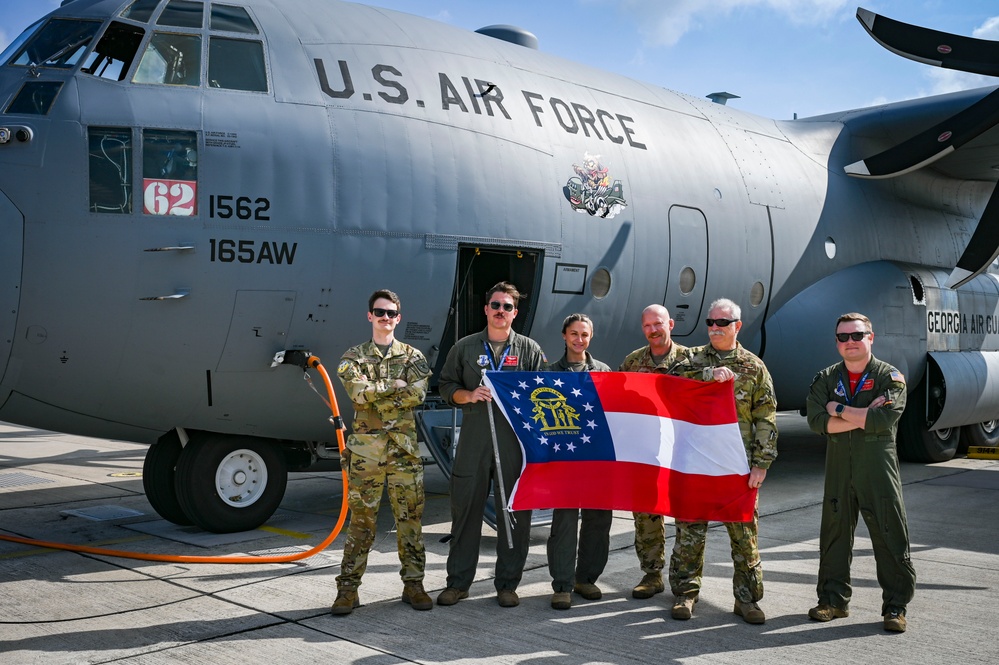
0, 358, 349, 564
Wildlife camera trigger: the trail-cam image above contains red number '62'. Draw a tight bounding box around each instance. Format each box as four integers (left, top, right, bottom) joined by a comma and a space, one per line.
143, 179, 197, 216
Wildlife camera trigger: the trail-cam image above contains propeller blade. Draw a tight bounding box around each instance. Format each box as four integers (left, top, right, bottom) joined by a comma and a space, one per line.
845, 87, 999, 179
946, 181, 999, 289
857, 7, 999, 77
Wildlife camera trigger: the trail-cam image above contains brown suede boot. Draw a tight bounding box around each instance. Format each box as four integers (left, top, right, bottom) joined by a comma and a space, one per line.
401, 581, 433, 611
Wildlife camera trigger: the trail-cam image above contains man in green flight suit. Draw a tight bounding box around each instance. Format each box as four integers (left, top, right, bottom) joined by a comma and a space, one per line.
670, 298, 777, 624
331, 289, 432, 615
436, 281, 548, 609
618, 304, 689, 601
805, 312, 915, 633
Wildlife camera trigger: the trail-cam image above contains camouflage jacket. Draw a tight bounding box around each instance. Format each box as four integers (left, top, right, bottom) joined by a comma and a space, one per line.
618, 342, 689, 374
675, 342, 778, 470
337, 339, 431, 459
550, 351, 611, 372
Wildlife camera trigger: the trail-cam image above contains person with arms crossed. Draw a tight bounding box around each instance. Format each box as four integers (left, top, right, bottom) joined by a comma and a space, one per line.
332, 289, 433, 615
547, 313, 612, 609
436, 282, 548, 608
618, 305, 689, 601
670, 298, 777, 624
805, 312, 914, 633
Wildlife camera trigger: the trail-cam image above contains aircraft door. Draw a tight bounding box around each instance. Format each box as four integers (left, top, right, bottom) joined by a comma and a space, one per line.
0, 190, 23, 406
431, 246, 542, 383
663, 206, 708, 336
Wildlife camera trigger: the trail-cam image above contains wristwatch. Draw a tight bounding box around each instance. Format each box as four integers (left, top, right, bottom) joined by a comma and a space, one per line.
834, 403, 845, 417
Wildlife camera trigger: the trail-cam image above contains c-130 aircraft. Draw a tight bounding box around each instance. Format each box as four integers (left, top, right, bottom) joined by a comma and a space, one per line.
1, 0, 998, 533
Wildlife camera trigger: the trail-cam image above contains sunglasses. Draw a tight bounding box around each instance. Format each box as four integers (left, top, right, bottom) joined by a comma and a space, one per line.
705, 318, 738, 327
371, 308, 399, 318
835, 331, 870, 342
489, 301, 515, 312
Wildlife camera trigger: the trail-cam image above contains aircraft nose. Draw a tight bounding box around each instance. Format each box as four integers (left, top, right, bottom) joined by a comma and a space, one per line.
0, 187, 23, 400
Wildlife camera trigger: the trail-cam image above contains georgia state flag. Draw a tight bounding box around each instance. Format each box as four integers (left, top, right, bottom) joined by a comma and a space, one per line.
483, 370, 756, 522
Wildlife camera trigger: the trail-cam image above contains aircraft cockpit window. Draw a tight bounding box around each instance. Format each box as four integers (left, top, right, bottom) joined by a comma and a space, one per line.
209, 38, 266, 92
80, 22, 146, 82
210, 5, 259, 34
142, 129, 199, 216
0, 18, 43, 66
89, 127, 133, 214
120, 0, 161, 24
5, 81, 64, 115
133, 33, 201, 86
9, 19, 102, 69
157, 0, 205, 29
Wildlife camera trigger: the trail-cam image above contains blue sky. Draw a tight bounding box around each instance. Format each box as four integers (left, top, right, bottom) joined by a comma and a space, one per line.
3, 0, 997, 119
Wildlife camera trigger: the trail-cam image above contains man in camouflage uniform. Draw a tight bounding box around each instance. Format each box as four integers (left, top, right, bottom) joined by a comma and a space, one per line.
331, 289, 432, 615
436, 281, 548, 609
805, 313, 914, 633
670, 298, 777, 624
618, 304, 689, 600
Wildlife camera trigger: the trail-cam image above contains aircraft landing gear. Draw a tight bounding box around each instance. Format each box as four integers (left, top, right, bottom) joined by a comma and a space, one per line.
173, 433, 288, 533
142, 430, 193, 526
961, 420, 999, 454
897, 379, 960, 463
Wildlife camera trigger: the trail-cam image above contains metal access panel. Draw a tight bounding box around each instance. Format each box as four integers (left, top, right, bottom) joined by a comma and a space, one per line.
664, 206, 708, 336
217, 290, 297, 372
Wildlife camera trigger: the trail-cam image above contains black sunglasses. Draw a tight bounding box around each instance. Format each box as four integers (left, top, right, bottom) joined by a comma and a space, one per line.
705, 318, 738, 327
835, 331, 870, 342
489, 301, 515, 312
371, 308, 399, 318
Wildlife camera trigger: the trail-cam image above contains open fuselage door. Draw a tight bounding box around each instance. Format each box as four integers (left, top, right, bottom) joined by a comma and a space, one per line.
420, 244, 548, 528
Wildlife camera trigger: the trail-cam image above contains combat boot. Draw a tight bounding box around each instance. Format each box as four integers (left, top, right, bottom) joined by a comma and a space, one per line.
734, 600, 765, 624
331, 587, 359, 616
671, 594, 697, 620
809, 603, 849, 622
401, 581, 433, 611
632, 572, 664, 599
551, 592, 572, 610
573, 583, 602, 600
883, 610, 907, 632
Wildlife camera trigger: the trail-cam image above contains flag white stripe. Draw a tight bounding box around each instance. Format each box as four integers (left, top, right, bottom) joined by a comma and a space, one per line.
605, 412, 749, 476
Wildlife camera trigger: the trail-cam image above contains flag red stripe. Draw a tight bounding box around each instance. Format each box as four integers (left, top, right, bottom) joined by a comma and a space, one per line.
590, 372, 738, 425
511, 460, 756, 522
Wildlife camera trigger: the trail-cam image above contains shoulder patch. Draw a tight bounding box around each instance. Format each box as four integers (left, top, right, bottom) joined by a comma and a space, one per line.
337, 359, 351, 375
890, 370, 906, 384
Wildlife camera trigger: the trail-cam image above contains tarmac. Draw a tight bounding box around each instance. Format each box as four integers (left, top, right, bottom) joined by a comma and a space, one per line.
1, 412, 998, 664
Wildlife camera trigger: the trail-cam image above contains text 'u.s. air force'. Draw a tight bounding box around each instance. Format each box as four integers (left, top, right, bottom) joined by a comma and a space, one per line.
313, 58, 647, 151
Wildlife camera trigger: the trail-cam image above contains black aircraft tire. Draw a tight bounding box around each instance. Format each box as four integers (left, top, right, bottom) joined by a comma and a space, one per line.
175, 435, 288, 533
897, 381, 959, 463
961, 420, 999, 451
142, 431, 194, 526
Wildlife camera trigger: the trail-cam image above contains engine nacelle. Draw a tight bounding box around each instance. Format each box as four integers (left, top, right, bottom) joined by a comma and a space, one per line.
762, 261, 999, 461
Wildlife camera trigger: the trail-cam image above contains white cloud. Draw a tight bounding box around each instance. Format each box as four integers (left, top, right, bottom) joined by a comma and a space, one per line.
615, 0, 851, 47
972, 16, 999, 40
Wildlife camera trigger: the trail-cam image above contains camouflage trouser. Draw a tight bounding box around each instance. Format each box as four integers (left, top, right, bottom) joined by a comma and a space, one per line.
633, 512, 666, 575
335, 446, 426, 589
669, 503, 762, 603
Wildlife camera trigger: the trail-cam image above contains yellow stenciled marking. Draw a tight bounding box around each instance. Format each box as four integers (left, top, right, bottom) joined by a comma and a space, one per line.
258, 525, 311, 539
